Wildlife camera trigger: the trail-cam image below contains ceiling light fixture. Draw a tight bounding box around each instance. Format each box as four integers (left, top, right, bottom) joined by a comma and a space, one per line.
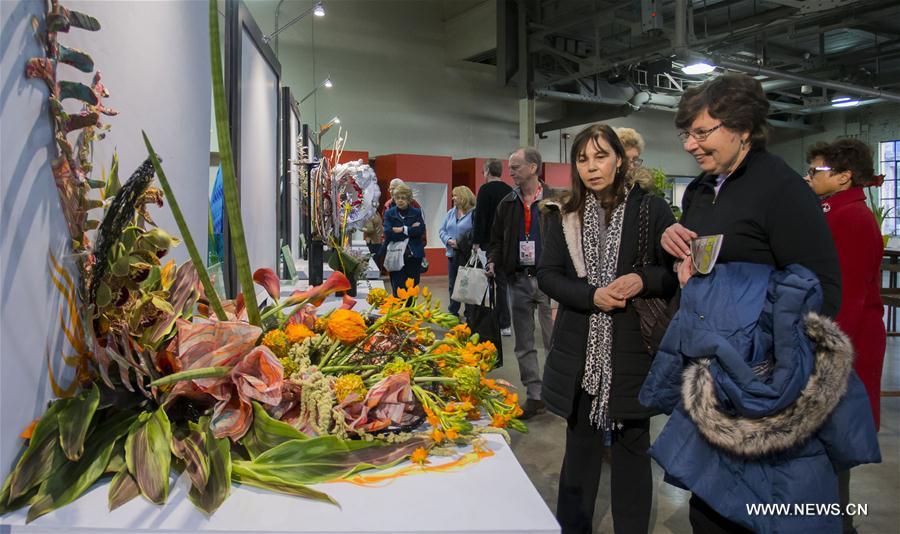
831, 92, 860, 108
681, 62, 716, 75
313, 2, 325, 17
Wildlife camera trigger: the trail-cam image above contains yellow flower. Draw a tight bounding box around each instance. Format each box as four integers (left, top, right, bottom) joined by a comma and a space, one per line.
422, 286, 431, 299
411, 447, 429, 465
333, 373, 367, 403
445, 428, 459, 440
285, 323, 315, 344
325, 309, 367, 345
431, 428, 445, 443
452, 366, 481, 395
491, 414, 509, 428
383, 357, 413, 377
366, 287, 388, 307
261, 329, 289, 358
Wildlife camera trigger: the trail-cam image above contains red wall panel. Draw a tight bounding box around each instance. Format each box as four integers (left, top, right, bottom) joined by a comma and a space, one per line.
451, 158, 513, 193
323, 149, 369, 165
543, 162, 571, 190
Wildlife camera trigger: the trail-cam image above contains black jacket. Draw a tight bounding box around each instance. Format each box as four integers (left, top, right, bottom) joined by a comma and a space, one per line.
537, 187, 677, 420
473, 180, 513, 246
488, 185, 561, 279
680, 148, 841, 316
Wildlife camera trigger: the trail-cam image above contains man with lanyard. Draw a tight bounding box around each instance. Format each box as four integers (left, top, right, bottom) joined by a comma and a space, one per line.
486, 147, 558, 419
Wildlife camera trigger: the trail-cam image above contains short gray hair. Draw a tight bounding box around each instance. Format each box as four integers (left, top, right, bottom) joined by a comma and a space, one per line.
512, 147, 542, 173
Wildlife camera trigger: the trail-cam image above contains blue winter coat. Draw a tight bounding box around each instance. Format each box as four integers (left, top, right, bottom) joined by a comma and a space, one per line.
639, 262, 880, 533
381, 205, 426, 259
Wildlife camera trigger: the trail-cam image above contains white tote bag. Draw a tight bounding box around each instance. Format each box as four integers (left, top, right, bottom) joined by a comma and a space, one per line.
384, 239, 408, 272
452, 250, 490, 305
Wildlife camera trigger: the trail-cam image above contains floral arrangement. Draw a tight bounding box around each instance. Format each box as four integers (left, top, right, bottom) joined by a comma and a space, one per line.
0, 0, 525, 523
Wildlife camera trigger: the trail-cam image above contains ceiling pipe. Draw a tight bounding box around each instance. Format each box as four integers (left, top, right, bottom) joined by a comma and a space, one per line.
707, 55, 900, 104
534, 88, 638, 109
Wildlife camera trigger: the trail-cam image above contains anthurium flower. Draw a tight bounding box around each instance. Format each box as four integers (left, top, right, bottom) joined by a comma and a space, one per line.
252, 267, 281, 303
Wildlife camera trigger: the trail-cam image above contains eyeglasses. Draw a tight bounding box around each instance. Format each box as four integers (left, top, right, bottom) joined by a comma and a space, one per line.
806, 166, 833, 177
678, 123, 723, 143
630, 158, 644, 167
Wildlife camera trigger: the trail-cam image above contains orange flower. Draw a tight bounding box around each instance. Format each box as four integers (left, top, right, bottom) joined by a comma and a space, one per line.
285, 323, 315, 344
491, 413, 509, 428
448, 324, 471, 340
432, 344, 453, 356
261, 329, 289, 358
325, 309, 367, 344
505, 392, 519, 406
431, 428, 445, 443
427, 415, 440, 427
411, 447, 429, 465
397, 278, 420, 299
445, 428, 459, 440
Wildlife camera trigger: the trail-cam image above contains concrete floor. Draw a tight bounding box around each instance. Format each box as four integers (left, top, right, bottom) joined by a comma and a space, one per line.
419, 275, 900, 534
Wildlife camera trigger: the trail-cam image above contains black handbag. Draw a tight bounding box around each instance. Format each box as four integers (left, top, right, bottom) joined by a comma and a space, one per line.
631, 194, 676, 356
464, 279, 504, 368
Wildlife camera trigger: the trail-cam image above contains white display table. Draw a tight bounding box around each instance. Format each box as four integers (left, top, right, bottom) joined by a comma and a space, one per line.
1, 434, 559, 534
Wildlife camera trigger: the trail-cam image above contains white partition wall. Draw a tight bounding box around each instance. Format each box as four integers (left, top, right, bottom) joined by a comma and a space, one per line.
225, 0, 282, 294
0, 0, 211, 472
409, 182, 450, 249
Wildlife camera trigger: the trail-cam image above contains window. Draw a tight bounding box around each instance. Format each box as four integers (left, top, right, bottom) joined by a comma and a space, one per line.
880, 141, 899, 235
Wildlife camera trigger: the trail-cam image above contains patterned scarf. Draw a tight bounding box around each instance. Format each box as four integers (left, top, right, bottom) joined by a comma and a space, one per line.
581, 192, 627, 429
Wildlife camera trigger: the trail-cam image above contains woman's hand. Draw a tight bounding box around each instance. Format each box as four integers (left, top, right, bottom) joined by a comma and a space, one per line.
392, 226, 404, 234
677, 258, 695, 287
411, 222, 421, 228
447, 238, 458, 249
593, 287, 626, 312
661, 223, 697, 259
607, 273, 644, 300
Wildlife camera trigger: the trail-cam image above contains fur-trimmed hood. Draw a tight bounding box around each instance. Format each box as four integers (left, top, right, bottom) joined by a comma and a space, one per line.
541, 198, 586, 277
682, 312, 853, 456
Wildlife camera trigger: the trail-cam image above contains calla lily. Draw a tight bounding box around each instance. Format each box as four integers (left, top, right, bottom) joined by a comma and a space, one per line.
339, 294, 357, 310
252, 268, 280, 303
285, 271, 351, 307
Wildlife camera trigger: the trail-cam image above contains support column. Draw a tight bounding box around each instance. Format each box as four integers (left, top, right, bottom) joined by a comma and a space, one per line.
519, 97, 535, 147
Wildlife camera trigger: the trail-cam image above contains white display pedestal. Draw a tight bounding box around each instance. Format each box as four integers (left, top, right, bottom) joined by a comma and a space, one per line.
0, 435, 559, 534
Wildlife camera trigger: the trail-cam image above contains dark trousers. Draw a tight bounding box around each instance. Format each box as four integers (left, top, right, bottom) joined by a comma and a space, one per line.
389, 256, 421, 296
557, 389, 652, 534
493, 277, 511, 329
688, 495, 754, 534
447, 254, 462, 316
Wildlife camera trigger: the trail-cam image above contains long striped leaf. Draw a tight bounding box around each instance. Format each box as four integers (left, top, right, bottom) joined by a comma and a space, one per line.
186, 418, 231, 515
208, 0, 260, 325
142, 132, 228, 321
124, 407, 172, 505
231, 471, 337, 507
242, 402, 308, 460
8, 399, 71, 500
149, 365, 232, 387
26, 411, 137, 523
108, 468, 140, 511
57, 383, 100, 461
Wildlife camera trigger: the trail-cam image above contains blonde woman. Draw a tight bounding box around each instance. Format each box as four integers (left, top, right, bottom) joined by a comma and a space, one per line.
440, 186, 476, 317
613, 127, 646, 168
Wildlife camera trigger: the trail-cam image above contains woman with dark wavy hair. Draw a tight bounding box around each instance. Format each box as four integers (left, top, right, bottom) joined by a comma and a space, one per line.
653, 73, 847, 533
537, 124, 677, 533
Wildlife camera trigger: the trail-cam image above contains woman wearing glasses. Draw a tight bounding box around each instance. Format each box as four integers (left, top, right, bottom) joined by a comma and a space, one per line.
642, 74, 881, 533
806, 139, 885, 534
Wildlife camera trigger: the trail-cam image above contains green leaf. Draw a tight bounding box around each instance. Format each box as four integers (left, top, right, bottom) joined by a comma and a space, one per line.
0, 470, 40, 514
231, 471, 337, 507
142, 131, 229, 322
107, 468, 140, 511
104, 153, 121, 201
231, 436, 426, 487
149, 365, 233, 388
187, 418, 231, 515
26, 410, 137, 523
207, 0, 260, 325
57, 384, 100, 461
86, 178, 106, 189
171, 427, 209, 491
8, 399, 71, 500
85, 219, 100, 231
242, 402, 309, 459
95, 282, 113, 308
124, 407, 172, 505
111, 254, 131, 277
140, 265, 161, 289
85, 199, 104, 211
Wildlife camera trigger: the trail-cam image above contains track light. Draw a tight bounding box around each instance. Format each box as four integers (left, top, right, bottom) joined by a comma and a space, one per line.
299, 76, 333, 104
263, 2, 325, 43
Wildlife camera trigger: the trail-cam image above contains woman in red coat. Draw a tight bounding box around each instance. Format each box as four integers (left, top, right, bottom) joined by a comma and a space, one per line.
806, 139, 886, 429
806, 139, 885, 534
